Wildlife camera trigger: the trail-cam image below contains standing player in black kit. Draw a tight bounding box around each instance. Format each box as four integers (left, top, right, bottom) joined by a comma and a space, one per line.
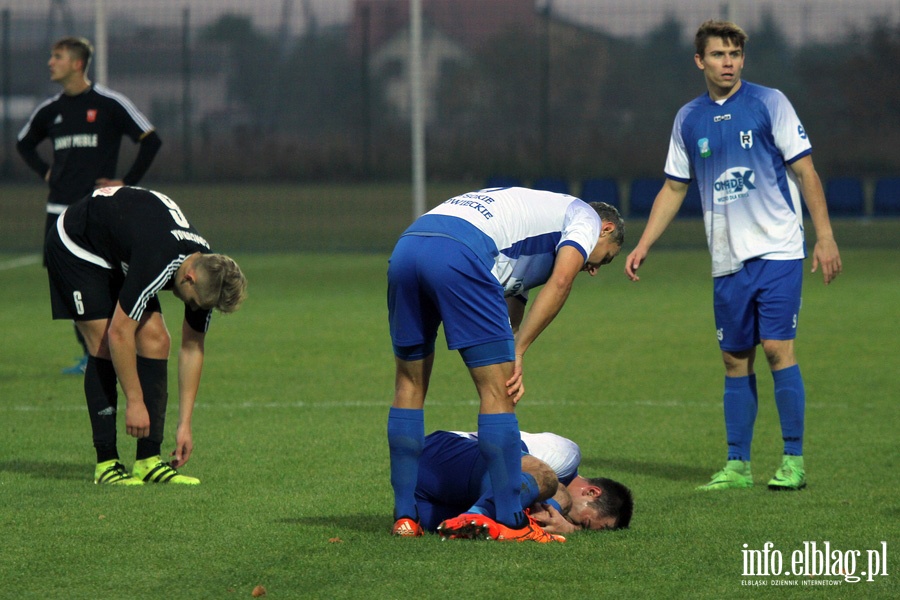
17, 36, 162, 375
45, 186, 247, 485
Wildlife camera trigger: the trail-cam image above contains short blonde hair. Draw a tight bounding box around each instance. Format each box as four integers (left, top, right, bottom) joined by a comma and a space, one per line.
194, 254, 247, 313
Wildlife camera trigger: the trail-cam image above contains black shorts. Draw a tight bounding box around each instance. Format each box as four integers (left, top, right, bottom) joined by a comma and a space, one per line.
45, 226, 161, 321
42, 212, 61, 267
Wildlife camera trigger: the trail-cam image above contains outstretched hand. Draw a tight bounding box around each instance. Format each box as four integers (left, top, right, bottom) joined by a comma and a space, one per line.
169, 425, 194, 468
624, 247, 648, 281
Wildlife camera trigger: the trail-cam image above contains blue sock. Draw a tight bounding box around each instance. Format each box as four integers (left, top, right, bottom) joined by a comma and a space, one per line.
468, 472, 540, 517
724, 375, 757, 461
477, 413, 526, 528
773, 365, 805, 456
387, 407, 424, 520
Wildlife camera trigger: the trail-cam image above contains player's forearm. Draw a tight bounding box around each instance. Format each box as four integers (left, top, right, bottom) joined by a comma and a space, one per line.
108, 329, 143, 406
107, 305, 144, 404
550, 485, 573, 515
797, 170, 835, 242
636, 179, 688, 250
15, 139, 50, 180
515, 248, 581, 355
177, 330, 205, 429
122, 131, 162, 185
514, 279, 571, 357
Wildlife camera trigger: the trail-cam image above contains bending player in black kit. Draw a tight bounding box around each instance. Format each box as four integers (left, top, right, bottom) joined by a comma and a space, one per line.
17, 36, 162, 374
45, 186, 247, 485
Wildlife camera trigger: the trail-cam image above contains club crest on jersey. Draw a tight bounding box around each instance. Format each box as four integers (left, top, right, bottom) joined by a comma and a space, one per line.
698, 138, 712, 158
798, 124, 808, 139
86, 109, 97, 123
740, 130, 753, 150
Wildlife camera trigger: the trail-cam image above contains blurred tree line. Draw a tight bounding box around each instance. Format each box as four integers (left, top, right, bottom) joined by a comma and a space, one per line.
6, 10, 898, 183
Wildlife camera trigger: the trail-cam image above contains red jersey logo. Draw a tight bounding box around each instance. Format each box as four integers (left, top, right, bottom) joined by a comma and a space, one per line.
86, 109, 97, 123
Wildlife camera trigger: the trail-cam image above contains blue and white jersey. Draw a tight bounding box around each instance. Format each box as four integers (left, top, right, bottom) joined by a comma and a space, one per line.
665, 81, 811, 277
403, 187, 601, 300
451, 430, 581, 486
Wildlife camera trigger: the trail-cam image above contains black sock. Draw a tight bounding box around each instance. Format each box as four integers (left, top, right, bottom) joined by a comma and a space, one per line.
135, 356, 168, 461
84, 356, 119, 463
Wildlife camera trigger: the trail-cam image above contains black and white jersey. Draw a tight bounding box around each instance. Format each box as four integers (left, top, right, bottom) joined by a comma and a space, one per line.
58, 186, 213, 332
17, 84, 155, 213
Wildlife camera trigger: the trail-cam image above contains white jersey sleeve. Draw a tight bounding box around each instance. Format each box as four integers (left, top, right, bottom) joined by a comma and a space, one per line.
518, 432, 581, 483
418, 188, 600, 297
664, 108, 692, 182
766, 88, 812, 163
450, 430, 581, 483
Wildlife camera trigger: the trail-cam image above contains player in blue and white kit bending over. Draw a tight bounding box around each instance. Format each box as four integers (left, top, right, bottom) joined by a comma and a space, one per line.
388, 187, 624, 540
624, 21, 842, 492
417, 431, 633, 540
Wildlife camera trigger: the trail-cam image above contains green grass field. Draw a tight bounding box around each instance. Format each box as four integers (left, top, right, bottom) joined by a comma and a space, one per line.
0, 183, 897, 599
1, 249, 896, 599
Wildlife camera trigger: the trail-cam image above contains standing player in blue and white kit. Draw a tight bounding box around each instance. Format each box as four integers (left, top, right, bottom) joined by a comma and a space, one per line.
624, 21, 842, 492
387, 186, 624, 540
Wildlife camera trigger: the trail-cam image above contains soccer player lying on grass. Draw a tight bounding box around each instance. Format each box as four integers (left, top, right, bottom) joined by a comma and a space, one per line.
411, 430, 633, 542
388, 187, 624, 541
45, 186, 247, 486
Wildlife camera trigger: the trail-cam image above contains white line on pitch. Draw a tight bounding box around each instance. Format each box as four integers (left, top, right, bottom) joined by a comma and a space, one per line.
0, 255, 41, 271
1, 399, 869, 412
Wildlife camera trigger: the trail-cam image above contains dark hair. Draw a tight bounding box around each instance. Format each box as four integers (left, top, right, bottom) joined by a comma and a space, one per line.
588, 202, 625, 247
694, 20, 748, 57
586, 477, 634, 530
53, 37, 93, 72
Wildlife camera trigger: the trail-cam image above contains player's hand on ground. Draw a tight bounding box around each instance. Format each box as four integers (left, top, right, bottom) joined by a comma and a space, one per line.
811, 238, 842, 285
170, 425, 194, 468
125, 402, 150, 438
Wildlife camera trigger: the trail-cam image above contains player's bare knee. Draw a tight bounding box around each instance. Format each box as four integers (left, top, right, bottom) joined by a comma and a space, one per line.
135, 318, 171, 358
721, 348, 754, 376
76, 321, 109, 357
761, 339, 794, 370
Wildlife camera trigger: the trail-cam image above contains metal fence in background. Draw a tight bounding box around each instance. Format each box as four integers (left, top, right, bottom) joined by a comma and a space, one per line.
1, 1, 899, 206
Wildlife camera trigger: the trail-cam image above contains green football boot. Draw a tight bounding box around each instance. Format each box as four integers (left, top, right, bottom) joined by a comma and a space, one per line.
94, 460, 144, 485
132, 456, 200, 485
696, 460, 753, 491
768, 455, 806, 491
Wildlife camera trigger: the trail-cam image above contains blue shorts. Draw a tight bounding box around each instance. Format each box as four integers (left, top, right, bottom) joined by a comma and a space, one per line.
415, 431, 486, 531
713, 258, 802, 352
387, 234, 515, 367
415, 431, 528, 531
